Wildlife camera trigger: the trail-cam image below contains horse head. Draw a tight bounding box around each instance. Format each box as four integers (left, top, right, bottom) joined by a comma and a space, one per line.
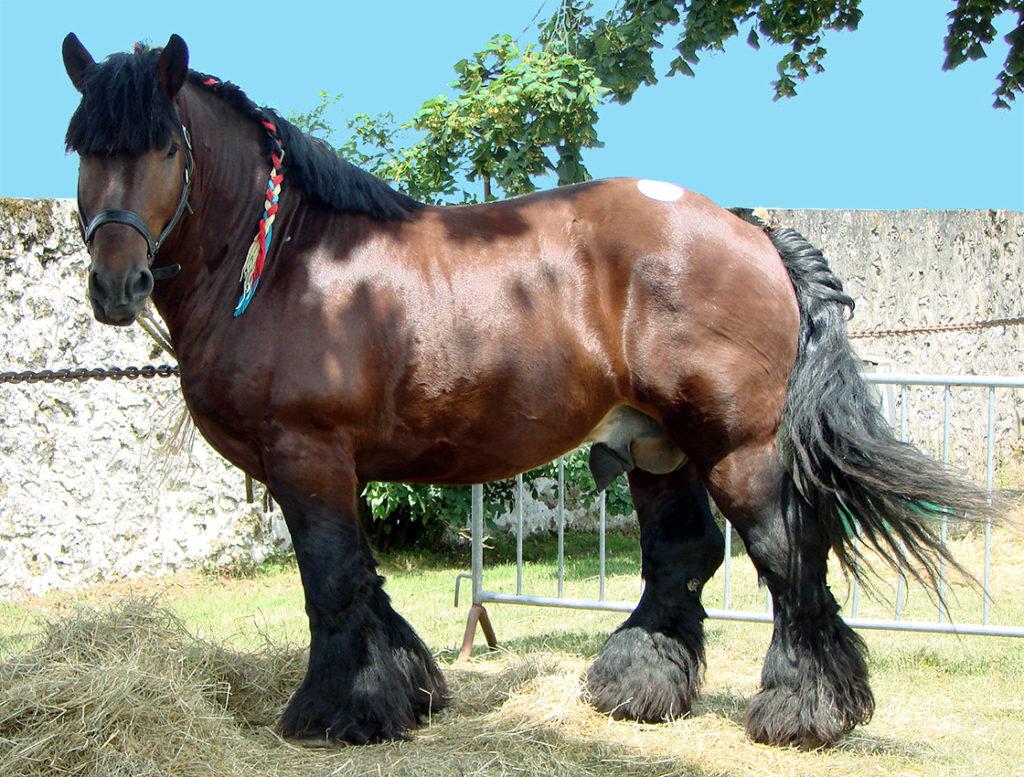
63, 33, 191, 326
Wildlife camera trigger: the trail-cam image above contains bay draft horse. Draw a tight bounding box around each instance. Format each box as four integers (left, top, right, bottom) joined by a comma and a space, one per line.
61, 33, 996, 748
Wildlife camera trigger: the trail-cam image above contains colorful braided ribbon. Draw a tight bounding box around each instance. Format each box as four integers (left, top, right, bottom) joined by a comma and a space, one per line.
197, 76, 286, 317
234, 123, 285, 317
231, 130, 282, 315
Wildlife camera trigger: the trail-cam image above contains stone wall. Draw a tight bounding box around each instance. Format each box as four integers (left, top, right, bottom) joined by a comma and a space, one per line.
1, 199, 1021, 596
0, 199, 289, 596
764, 208, 1024, 482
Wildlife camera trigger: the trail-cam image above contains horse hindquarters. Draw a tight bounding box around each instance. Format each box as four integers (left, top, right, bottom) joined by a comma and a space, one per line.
695, 226, 996, 747
587, 465, 724, 721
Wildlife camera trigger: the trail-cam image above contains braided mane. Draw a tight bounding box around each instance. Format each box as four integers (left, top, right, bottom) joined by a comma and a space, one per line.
65, 44, 423, 221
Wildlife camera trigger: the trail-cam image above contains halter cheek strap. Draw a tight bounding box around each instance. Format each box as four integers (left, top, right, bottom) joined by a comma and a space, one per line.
77, 123, 194, 281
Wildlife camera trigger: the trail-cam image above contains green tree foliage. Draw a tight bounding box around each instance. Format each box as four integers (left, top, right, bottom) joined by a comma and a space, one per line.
551, 0, 1021, 106
944, 0, 1024, 108
294, 1, 1024, 198
548, 0, 863, 102
319, 35, 610, 202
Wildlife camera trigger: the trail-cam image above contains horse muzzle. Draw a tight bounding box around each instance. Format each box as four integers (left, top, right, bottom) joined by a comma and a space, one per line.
88, 264, 154, 326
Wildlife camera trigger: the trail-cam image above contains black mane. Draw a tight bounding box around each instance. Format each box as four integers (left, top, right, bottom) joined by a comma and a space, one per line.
65, 46, 423, 220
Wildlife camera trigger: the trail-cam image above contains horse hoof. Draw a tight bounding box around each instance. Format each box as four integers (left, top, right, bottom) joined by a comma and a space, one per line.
277, 685, 417, 745
586, 626, 701, 722
746, 616, 874, 748
744, 683, 873, 749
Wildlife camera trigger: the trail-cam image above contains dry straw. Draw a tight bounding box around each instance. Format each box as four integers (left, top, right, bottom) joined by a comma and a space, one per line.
0, 598, 691, 777
2, 525, 1020, 776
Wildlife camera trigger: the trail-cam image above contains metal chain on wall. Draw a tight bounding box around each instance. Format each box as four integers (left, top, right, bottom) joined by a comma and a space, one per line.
849, 315, 1024, 339
0, 364, 179, 384
1, 309, 179, 384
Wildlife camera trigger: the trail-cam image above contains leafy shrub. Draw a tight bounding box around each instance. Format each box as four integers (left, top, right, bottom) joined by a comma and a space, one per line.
360, 446, 634, 544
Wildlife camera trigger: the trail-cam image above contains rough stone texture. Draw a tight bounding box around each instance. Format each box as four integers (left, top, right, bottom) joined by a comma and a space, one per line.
1, 199, 289, 596
765, 208, 1024, 481
1, 200, 1021, 595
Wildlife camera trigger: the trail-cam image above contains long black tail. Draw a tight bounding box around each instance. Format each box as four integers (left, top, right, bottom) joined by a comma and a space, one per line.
770, 226, 997, 590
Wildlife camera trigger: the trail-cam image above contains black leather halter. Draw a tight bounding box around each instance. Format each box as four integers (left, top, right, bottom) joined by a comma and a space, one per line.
77, 123, 194, 281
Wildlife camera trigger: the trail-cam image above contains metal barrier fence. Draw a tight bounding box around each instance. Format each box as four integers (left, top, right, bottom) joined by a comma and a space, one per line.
455, 373, 1024, 656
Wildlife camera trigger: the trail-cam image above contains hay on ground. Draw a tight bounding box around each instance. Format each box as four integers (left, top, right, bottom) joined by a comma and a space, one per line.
0, 598, 684, 777
0, 598, 305, 776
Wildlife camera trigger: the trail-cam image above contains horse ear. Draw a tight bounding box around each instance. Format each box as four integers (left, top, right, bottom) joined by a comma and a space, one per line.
158, 34, 189, 98
62, 33, 95, 92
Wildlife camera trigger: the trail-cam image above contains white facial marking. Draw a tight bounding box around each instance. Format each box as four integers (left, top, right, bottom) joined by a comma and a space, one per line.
636, 179, 685, 202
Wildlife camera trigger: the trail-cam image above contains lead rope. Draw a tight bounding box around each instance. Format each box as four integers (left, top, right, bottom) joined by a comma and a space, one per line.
198, 75, 286, 317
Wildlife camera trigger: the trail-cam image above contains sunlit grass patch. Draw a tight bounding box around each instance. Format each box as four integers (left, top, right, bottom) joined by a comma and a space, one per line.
1, 522, 1021, 777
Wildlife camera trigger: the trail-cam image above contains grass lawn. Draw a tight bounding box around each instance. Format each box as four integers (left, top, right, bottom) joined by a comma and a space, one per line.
1, 525, 1022, 777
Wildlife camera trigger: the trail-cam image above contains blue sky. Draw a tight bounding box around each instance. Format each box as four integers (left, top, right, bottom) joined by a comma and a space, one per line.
1, 0, 1020, 209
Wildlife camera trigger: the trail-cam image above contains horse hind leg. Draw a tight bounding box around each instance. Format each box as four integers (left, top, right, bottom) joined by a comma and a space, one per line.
715, 223, 999, 746
707, 441, 874, 748
586, 463, 724, 721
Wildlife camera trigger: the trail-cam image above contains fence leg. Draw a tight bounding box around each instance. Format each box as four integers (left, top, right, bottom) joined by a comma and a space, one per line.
457, 603, 498, 661
457, 484, 498, 661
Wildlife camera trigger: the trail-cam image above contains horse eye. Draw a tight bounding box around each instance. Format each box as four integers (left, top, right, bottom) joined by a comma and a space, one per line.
167, 144, 179, 159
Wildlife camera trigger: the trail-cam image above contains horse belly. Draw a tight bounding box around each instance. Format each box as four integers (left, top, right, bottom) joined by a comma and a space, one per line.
361, 363, 626, 484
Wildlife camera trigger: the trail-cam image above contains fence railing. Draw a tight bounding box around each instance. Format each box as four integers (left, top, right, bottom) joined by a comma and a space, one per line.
455, 373, 1024, 657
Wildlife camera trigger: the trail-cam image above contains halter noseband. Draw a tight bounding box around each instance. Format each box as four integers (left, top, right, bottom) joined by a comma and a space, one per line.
77, 123, 193, 281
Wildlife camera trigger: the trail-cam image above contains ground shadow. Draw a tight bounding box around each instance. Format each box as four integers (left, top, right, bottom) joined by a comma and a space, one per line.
691, 689, 749, 727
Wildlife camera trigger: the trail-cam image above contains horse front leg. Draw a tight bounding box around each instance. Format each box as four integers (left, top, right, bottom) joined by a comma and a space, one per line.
266, 436, 447, 744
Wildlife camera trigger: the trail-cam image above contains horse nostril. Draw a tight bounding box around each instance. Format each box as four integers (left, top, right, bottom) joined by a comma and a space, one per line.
130, 267, 154, 301
88, 268, 105, 300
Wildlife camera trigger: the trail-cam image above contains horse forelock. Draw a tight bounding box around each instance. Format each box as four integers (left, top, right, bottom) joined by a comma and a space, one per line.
65, 48, 178, 157
65, 43, 423, 221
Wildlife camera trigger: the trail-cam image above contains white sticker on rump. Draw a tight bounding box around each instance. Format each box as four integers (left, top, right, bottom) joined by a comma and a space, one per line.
636, 179, 685, 202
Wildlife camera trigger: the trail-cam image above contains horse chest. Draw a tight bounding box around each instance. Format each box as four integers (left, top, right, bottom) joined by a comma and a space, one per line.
178, 383, 267, 480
